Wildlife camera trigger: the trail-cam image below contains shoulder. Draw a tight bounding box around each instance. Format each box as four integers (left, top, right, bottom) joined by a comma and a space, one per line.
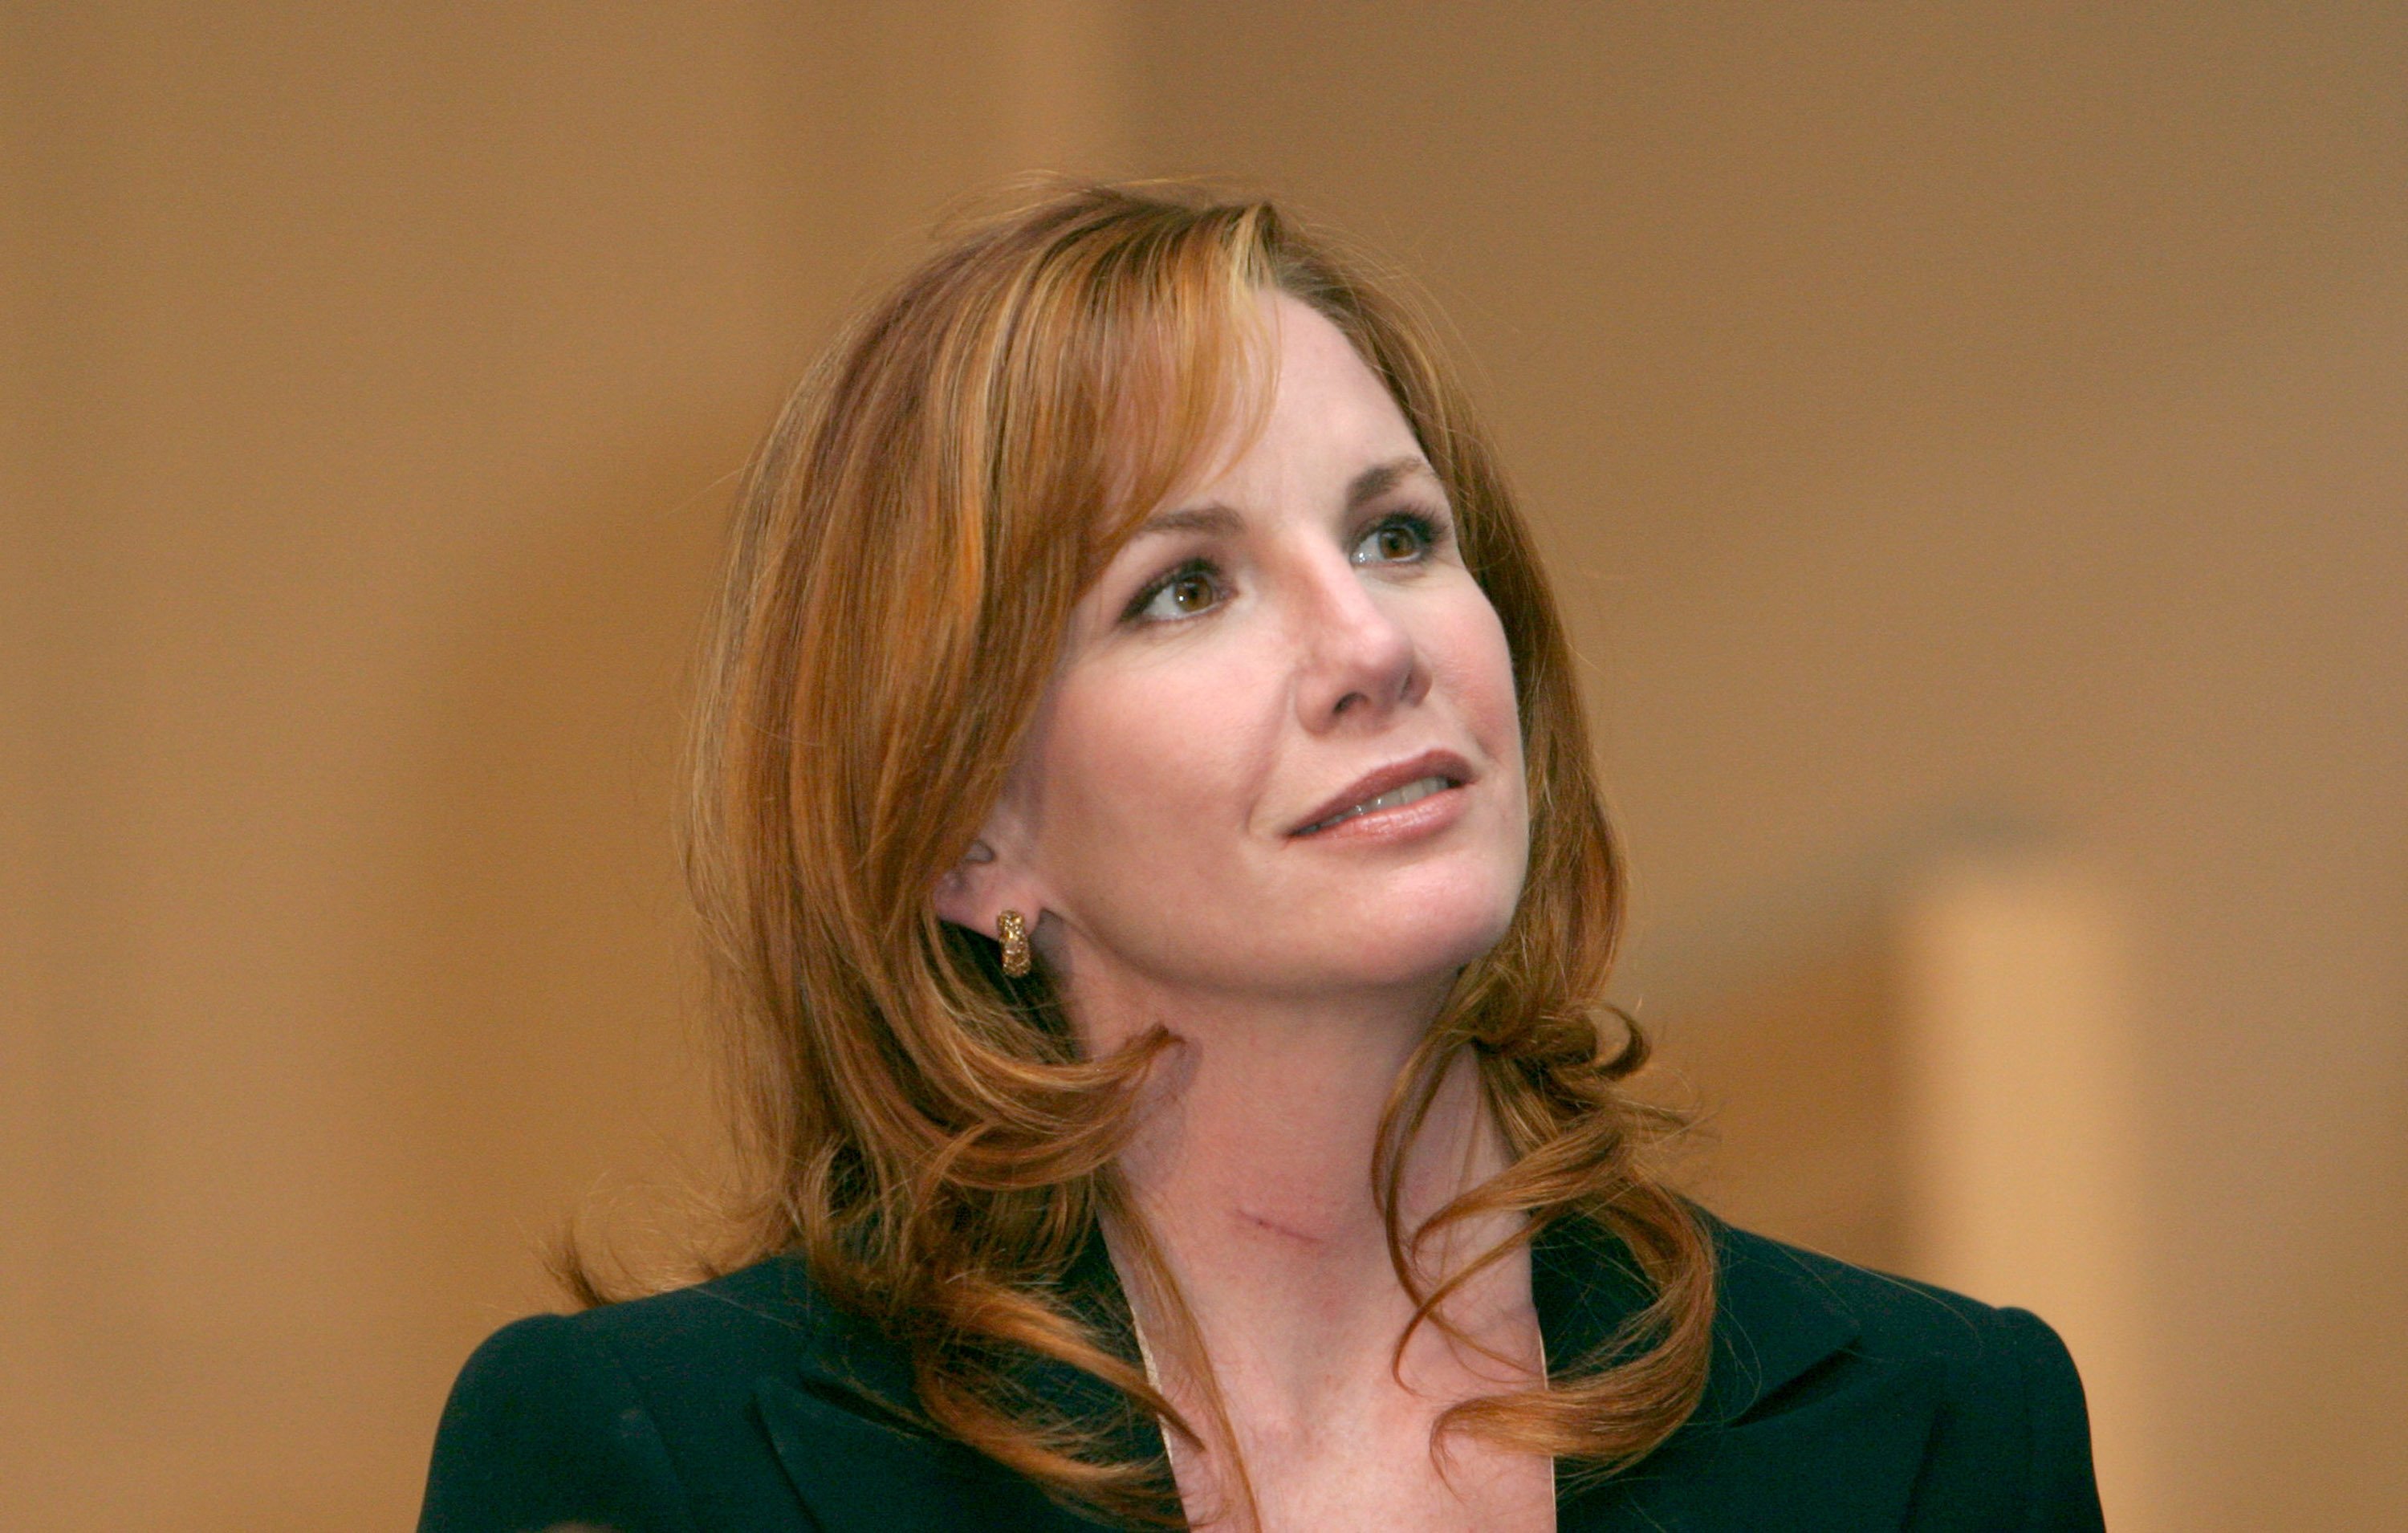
421, 1257, 847, 1533
1712, 1219, 2084, 1389
1670, 1218, 2105, 1530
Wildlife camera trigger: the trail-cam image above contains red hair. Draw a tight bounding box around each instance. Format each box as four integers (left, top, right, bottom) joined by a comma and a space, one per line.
595, 182, 1713, 1523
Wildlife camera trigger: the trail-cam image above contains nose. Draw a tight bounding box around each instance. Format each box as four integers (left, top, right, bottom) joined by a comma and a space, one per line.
1290, 547, 1426, 731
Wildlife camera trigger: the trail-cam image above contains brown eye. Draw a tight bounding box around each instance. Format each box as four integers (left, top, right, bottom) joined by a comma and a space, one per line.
1354, 514, 1435, 566
1169, 572, 1214, 612
1127, 561, 1226, 624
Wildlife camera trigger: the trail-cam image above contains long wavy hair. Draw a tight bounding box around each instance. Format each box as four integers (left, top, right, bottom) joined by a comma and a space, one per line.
602, 182, 1714, 1524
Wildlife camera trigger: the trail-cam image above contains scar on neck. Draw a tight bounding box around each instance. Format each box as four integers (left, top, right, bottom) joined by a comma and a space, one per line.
1234, 1208, 1339, 1246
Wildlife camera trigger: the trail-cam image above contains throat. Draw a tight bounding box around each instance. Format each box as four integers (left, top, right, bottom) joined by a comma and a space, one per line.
1116, 1039, 1523, 1370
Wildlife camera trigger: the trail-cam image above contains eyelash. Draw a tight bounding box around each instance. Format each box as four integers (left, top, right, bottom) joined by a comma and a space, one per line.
1119, 509, 1450, 625
1357, 509, 1445, 567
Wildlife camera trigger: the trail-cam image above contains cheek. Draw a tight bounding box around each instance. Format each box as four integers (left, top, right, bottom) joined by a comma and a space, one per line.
1434, 591, 1525, 771
1030, 655, 1273, 891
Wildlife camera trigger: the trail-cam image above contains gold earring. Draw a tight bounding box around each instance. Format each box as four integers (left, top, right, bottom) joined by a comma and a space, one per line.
997, 909, 1032, 978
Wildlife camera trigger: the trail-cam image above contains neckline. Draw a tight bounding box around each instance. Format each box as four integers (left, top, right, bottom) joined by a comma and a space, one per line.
1095, 1214, 1584, 1519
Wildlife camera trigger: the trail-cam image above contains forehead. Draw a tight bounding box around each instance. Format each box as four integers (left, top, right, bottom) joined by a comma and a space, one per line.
1267, 295, 1415, 441
1186, 293, 1420, 494
1080, 291, 1426, 578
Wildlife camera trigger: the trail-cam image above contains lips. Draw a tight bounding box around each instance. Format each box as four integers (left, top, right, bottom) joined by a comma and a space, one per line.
1288, 749, 1475, 836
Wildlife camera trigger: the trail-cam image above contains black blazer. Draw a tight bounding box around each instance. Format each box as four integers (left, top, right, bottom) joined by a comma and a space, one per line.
420, 1211, 2106, 1531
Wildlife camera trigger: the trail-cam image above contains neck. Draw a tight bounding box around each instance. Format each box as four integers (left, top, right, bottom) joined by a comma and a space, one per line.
1072, 969, 1527, 1409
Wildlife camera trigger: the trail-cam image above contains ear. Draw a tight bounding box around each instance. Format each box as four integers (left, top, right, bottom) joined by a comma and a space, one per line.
933, 738, 1054, 940
931, 838, 999, 930
930, 813, 1045, 940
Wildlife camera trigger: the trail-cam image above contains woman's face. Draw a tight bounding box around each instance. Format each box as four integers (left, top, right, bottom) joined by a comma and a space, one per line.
945, 295, 1529, 1008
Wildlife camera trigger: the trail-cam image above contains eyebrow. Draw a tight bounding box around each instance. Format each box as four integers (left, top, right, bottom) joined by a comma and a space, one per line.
1130, 502, 1246, 539
1129, 455, 1438, 540
1343, 455, 1437, 509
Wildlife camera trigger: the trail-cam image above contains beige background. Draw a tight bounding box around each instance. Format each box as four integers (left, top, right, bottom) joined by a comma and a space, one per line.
5, 4, 2402, 1528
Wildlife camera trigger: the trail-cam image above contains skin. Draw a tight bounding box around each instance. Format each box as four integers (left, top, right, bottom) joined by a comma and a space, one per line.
935, 295, 1553, 1531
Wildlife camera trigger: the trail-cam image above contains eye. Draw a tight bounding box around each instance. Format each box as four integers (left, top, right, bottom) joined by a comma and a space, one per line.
1125, 559, 1226, 624
1352, 510, 1442, 567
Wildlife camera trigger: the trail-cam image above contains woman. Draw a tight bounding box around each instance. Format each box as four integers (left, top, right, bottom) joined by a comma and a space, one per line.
420, 184, 2105, 1531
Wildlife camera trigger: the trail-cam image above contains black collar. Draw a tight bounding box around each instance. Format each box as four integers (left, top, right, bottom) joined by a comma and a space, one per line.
756, 1209, 1881, 1531
1533, 1205, 1862, 1427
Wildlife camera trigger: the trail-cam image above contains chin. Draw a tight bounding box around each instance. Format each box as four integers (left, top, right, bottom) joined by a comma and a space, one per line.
1302, 874, 1524, 993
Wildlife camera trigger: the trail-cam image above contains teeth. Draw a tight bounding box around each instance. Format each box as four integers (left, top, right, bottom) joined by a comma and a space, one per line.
1305, 775, 1451, 833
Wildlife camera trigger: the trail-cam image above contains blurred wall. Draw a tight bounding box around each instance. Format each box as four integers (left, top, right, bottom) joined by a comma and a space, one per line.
5, 4, 2403, 1530
1132, 6, 2406, 1527
2, 3, 1132, 1527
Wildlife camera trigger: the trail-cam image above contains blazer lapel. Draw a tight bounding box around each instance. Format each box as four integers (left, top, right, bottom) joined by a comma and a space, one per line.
1548, 1211, 1942, 1531
757, 1231, 1164, 1533
759, 1210, 1941, 1531
1581, 1354, 1942, 1531
755, 1372, 1112, 1533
